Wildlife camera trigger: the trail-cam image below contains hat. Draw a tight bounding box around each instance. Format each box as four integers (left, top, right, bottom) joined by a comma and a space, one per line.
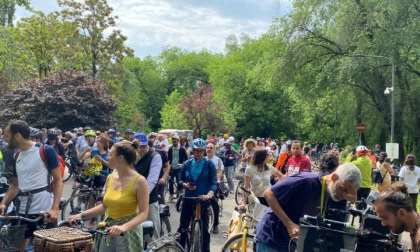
96, 131, 101, 134
73, 128, 78, 132
78, 127, 83, 131
224, 134, 229, 138
125, 129, 134, 134
281, 138, 285, 141
228, 136, 234, 142
172, 134, 180, 141
116, 132, 121, 136
133, 132, 148, 145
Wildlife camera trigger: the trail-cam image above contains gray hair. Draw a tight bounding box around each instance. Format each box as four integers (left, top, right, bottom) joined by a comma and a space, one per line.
333, 164, 362, 190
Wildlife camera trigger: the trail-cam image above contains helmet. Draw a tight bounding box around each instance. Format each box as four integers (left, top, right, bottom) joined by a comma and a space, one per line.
125, 129, 134, 134
228, 136, 234, 142
356, 145, 368, 155
83, 126, 91, 131
96, 131, 101, 135
108, 129, 116, 134
223, 134, 229, 138
380, 152, 388, 156
192, 138, 207, 150
30, 127, 41, 138
84, 130, 96, 137
47, 128, 58, 140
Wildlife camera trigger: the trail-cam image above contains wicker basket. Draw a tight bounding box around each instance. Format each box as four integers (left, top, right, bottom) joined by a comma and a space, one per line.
33, 227, 93, 252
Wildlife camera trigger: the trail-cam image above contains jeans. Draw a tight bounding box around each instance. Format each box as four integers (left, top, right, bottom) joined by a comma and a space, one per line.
210, 196, 219, 228
256, 240, 295, 252
169, 169, 181, 196
147, 201, 161, 241
158, 182, 165, 204
177, 199, 210, 252
224, 166, 235, 192
410, 193, 418, 211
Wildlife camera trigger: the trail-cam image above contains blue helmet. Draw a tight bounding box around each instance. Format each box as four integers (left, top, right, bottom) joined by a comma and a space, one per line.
192, 138, 207, 150
108, 129, 116, 134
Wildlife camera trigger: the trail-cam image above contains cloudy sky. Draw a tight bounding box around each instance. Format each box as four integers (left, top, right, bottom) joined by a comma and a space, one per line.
16, 0, 290, 58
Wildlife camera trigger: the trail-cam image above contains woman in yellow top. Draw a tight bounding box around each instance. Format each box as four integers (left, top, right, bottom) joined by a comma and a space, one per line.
70, 141, 149, 252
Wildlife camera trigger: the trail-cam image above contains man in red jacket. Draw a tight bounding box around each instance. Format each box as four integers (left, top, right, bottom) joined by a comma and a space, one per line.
286, 140, 311, 176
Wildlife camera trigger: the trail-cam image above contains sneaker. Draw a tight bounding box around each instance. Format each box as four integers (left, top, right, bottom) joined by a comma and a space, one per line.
229, 190, 235, 194
25, 238, 34, 252
169, 195, 174, 201
212, 226, 219, 234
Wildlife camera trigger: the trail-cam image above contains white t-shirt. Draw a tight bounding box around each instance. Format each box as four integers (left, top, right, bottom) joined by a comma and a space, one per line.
399, 166, 420, 194
15, 144, 54, 214
208, 155, 224, 171
244, 165, 277, 197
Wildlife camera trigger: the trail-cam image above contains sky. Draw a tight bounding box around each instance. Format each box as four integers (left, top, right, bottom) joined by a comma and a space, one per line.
16, 0, 291, 58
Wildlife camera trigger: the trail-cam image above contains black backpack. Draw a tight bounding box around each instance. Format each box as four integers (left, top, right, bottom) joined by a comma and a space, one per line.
372, 169, 387, 184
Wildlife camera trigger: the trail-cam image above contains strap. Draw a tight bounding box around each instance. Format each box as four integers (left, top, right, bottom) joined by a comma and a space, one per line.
18, 186, 49, 197
39, 144, 53, 191
320, 176, 327, 218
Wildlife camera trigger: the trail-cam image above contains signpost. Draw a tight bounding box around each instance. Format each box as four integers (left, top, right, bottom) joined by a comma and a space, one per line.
386, 143, 399, 160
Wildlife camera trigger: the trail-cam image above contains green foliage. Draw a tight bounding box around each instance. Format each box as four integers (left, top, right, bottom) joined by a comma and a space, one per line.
0, 0, 31, 27
0, 71, 118, 129
160, 89, 187, 130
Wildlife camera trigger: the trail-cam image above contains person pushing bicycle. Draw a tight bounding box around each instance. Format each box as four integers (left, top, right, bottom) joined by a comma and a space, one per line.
177, 138, 217, 252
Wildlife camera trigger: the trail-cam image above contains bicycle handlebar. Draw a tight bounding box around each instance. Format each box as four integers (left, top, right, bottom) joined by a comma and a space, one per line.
303, 215, 351, 229
0, 212, 50, 223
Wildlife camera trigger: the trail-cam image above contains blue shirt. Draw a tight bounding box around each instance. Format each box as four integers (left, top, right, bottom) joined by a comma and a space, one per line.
178, 157, 217, 197
91, 150, 110, 176
190, 159, 204, 180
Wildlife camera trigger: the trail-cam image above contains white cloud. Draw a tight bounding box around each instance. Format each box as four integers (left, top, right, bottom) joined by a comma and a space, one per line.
16, 0, 291, 57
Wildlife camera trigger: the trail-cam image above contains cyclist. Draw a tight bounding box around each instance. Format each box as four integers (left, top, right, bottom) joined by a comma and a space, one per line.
344, 145, 372, 209
124, 129, 134, 141
223, 143, 235, 194
0, 120, 63, 252
70, 141, 149, 252
177, 138, 217, 252
46, 128, 66, 160
108, 128, 118, 143
29, 127, 43, 143
375, 152, 394, 193
168, 134, 189, 201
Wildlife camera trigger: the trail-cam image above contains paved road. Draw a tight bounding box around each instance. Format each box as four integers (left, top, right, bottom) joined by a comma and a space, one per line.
60, 171, 411, 251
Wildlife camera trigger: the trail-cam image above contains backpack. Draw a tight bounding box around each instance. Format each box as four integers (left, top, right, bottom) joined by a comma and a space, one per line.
372, 168, 387, 184
15, 144, 65, 192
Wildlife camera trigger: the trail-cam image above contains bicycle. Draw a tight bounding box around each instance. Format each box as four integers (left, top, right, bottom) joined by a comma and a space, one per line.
176, 193, 216, 233
159, 204, 171, 237
165, 168, 182, 202
147, 232, 184, 252
234, 180, 243, 205
0, 212, 50, 252
221, 187, 260, 252
60, 186, 105, 229
63, 151, 78, 183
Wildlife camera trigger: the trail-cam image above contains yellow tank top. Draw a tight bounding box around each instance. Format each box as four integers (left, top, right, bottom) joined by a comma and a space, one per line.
104, 173, 139, 219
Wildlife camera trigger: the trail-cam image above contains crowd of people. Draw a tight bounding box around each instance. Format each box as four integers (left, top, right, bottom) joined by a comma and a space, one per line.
1, 122, 420, 251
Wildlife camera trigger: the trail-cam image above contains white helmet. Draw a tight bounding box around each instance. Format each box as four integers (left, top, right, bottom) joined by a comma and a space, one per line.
356, 145, 368, 152
228, 136, 234, 142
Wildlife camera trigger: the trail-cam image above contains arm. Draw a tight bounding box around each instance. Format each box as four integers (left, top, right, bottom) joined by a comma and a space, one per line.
146, 154, 162, 192
344, 154, 353, 163
242, 175, 251, 206
274, 170, 285, 182
159, 162, 170, 185
384, 163, 394, 175
95, 155, 110, 167
264, 188, 299, 241
0, 177, 19, 215
107, 176, 149, 237
48, 167, 63, 222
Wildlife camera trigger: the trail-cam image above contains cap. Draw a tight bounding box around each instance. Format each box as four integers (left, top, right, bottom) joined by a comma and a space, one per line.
133, 132, 148, 145
172, 134, 180, 141
228, 136, 234, 142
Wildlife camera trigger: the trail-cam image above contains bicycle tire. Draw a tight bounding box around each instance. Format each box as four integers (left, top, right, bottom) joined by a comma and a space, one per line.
70, 183, 88, 211
176, 194, 183, 213
190, 220, 203, 252
61, 192, 92, 221
208, 204, 215, 233
221, 233, 256, 252
151, 243, 184, 252
160, 217, 171, 237
218, 198, 223, 222
62, 162, 73, 183
235, 181, 243, 205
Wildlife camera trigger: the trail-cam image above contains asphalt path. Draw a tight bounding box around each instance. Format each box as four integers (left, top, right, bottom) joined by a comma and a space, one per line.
60, 170, 411, 251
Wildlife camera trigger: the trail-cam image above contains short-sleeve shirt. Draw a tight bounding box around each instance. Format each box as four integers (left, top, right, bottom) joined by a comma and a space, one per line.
245, 165, 277, 197
90, 149, 110, 176
286, 154, 311, 176
208, 155, 224, 171
256, 173, 323, 248
13, 143, 59, 214
399, 166, 420, 194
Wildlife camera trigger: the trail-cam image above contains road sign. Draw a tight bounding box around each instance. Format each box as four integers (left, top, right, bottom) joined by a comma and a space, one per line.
386, 143, 399, 160
356, 123, 366, 132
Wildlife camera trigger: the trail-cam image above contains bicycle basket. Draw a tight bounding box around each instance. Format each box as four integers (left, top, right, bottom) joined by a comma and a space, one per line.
217, 181, 229, 200
0, 224, 26, 239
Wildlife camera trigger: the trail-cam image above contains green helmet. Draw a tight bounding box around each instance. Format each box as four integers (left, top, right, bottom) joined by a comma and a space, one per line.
84, 129, 96, 137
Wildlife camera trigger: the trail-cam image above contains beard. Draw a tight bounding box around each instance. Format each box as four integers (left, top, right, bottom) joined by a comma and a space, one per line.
7, 138, 18, 148
327, 182, 344, 202
389, 221, 405, 234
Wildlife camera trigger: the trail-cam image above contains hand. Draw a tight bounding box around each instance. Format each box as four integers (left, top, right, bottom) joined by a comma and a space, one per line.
183, 183, 196, 191
86, 147, 92, 152
199, 194, 211, 201
94, 155, 102, 161
69, 213, 82, 224
0, 204, 7, 216
229, 157, 233, 160
286, 222, 300, 243
46, 208, 58, 223
107, 225, 126, 237
159, 178, 166, 185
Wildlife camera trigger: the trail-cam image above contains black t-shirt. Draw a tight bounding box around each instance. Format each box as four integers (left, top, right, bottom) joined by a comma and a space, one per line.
155, 149, 169, 179
1, 145, 17, 172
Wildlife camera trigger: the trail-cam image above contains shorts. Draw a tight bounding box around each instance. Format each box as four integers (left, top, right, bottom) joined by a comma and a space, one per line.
11, 213, 57, 238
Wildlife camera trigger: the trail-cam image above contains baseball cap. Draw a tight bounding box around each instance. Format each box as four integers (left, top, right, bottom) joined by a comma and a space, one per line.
172, 134, 180, 141
133, 132, 148, 145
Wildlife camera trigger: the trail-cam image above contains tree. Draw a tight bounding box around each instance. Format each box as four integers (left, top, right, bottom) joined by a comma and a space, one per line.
58, 0, 133, 77
160, 89, 187, 130
0, 0, 31, 27
179, 86, 224, 137
0, 71, 118, 129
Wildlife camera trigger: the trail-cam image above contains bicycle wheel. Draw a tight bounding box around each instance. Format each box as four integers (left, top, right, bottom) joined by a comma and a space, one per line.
190, 220, 203, 252
160, 217, 171, 237
221, 233, 256, 252
235, 181, 243, 205
176, 194, 183, 213
152, 243, 184, 252
62, 161, 73, 183
70, 183, 89, 211
208, 204, 215, 233
61, 192, 92, 222
218, 198, 223, 222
